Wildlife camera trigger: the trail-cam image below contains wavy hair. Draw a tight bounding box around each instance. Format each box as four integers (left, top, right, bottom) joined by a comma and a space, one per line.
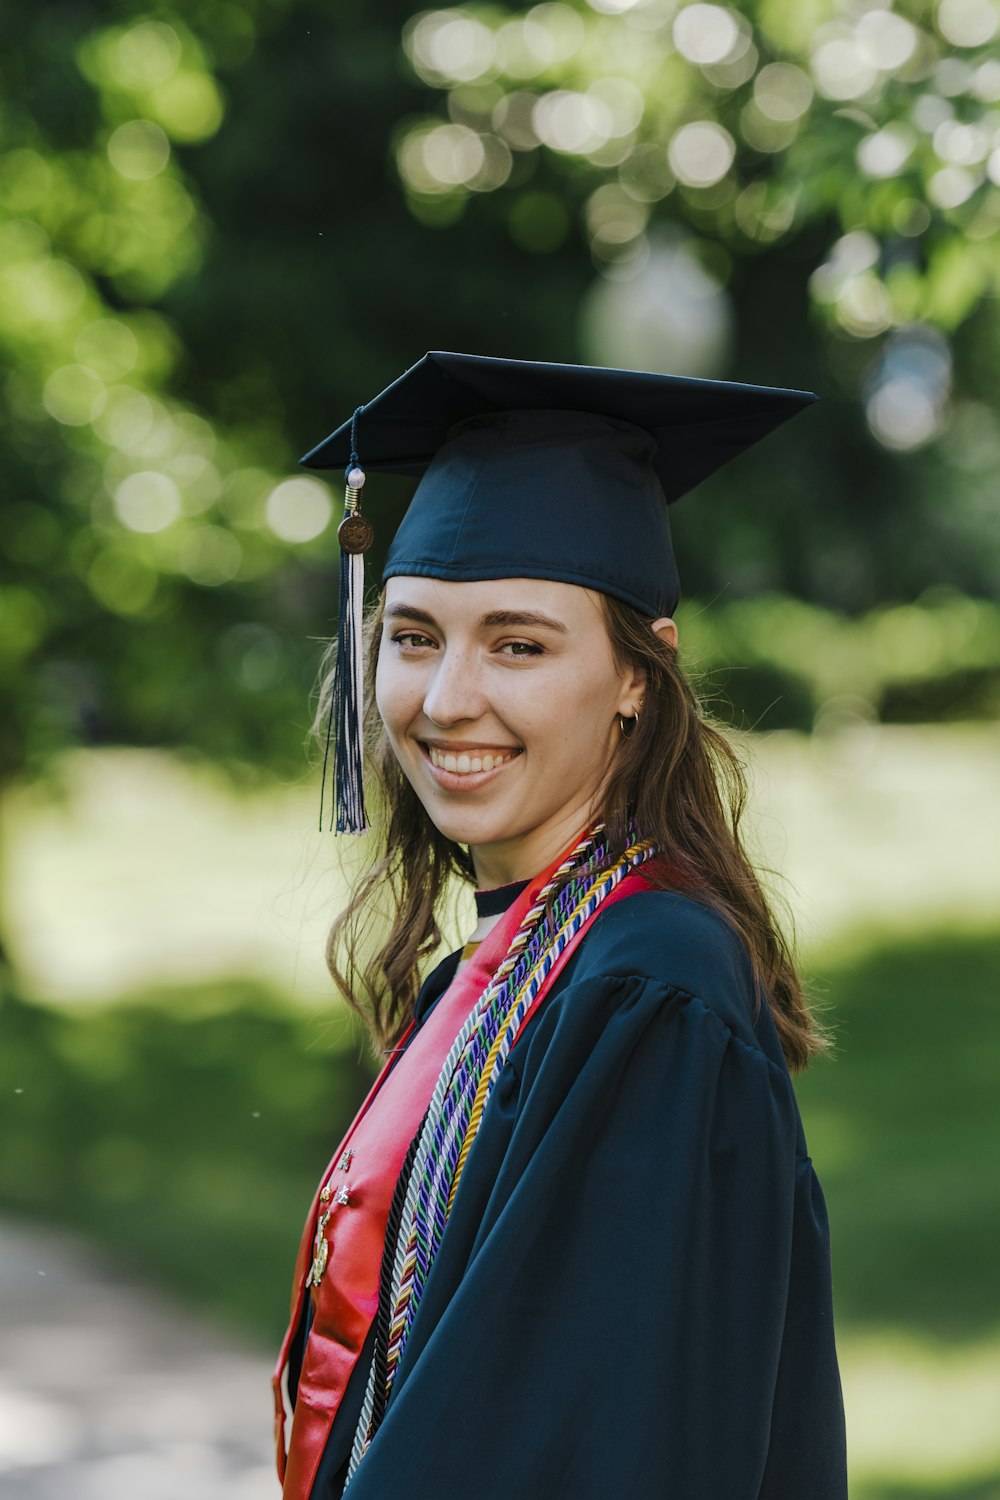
312, 588, 834, 1073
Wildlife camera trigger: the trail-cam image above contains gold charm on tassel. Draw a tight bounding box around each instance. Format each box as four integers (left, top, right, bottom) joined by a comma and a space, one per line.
338, 467, 373, 554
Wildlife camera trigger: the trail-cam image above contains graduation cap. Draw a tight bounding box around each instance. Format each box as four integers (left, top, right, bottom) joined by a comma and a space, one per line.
300, 351, 818, 833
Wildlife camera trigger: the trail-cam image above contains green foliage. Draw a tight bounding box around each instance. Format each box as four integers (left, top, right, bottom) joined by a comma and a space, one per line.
0, 977, 375, 1341
0, 2, 341, 788
1, 0, 998, 808
386, 0, 1000, 617
796, 923, 1000, 1342
0, 0, 590, 793
679, 585, 1000, 728
394, 0, 1000, 335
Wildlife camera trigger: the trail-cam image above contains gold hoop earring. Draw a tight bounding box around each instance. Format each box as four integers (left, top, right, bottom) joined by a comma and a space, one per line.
618, 700, 641, 737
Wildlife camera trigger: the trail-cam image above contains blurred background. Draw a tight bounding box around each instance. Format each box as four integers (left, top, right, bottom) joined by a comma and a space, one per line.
2, 0, 999, 1494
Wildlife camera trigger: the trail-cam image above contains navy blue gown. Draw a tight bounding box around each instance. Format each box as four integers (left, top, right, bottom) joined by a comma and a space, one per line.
288, 885, 848, 1498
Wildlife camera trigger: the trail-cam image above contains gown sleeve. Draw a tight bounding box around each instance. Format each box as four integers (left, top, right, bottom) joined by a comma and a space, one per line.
339, 915, 848, 1500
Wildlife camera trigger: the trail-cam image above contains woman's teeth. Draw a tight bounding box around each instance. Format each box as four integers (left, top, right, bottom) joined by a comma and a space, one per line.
428, 747, 516, 774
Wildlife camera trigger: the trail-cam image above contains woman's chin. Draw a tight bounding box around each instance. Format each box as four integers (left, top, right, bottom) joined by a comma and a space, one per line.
424, 808, 515, 849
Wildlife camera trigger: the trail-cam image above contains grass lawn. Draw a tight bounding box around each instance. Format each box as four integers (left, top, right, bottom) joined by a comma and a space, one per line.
0, 978, 374, 1343
798, 926, 1000, 1499
3, 725, 998, 1004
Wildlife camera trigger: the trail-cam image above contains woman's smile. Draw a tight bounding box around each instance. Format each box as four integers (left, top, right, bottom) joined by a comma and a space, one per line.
418, 739, 524, 787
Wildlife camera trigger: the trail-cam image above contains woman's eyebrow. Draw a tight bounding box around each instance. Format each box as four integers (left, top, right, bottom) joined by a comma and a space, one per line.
384, 603, 438, 626
480, 609, 567, 632
384, 603, 567, 633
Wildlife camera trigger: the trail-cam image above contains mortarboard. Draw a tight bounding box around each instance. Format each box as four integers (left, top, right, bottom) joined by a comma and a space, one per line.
299, 351, 818, 833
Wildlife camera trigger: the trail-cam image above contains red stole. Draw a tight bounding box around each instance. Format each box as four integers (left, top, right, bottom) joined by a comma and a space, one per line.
272, 847, 666, 1499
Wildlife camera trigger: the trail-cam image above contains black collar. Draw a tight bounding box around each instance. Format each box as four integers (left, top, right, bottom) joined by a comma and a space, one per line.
474, 877, 530, 918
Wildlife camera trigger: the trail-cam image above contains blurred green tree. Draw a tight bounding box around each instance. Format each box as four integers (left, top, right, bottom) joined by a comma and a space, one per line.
0, 0, 588, 828
1, 0, 998, 977
393, 0, 1000, 342
0, 5, 334, 805
383, 0, 1000, 609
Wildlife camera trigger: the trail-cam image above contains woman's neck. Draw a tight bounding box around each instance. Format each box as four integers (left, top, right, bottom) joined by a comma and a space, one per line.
468, 805, 597, 888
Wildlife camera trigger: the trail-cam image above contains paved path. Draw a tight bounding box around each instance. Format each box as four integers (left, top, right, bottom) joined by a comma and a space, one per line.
0, 1219, 279, 1498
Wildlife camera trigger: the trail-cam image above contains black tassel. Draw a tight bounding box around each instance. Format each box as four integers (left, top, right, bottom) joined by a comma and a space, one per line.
319, 408, 372, 833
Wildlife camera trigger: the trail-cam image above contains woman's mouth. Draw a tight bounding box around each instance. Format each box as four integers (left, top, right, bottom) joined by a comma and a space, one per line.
419, 742, 523, 787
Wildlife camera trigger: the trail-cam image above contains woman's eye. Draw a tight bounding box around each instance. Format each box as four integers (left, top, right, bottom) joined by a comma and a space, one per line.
500, 641, 543, 657
391, 631, 436, 650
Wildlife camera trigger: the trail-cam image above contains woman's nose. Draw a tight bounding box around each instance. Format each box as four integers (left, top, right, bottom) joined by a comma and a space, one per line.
422, 648, 483, 725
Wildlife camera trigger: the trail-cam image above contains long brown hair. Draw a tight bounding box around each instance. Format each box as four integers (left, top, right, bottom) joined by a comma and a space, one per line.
313, 588, 833, 1073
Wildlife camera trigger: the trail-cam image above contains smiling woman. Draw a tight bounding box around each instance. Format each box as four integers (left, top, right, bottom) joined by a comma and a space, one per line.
272, 353, 848, 1500
375, 577, 662, 884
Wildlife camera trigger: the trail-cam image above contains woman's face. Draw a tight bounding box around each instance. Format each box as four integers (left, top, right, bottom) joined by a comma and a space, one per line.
375, 575, 649, 887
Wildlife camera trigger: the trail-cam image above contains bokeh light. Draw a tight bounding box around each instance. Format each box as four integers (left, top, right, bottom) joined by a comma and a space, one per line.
927, 165, 979, 207
667, 120, 735, 187
112, 21, 182, 89
837, 275, 893, 337
75, 319, 140, 380
113, 471, 183, 533
148, 72, 225, 143
107, 120, 171, 181
533, 91, 614, 154
857, 123, 916, 178
811, 32, 879, 101
18, 258, 88, 325
407, 11, 496, 84
586, 182, 649, 252
935, 55, 973, 94
934, 119, 991, 164
672, 4, 741, 65
810, 229, 879, 296
264, 478, 332, 544
586, 0, 644, 16
588, 77, 645, 138
93, 387, 157, 452
167, 453, 222, 511
753, 63, 814, 122
740, 100, 799, 153
43, 365, 106, 426
971, 58, 1000, 99
937, 0, 1000, 48
398, 122, 512, 194
865, 324, 953, 451
702, 41, 758, 89
854, 10, 919, 70
492, 91, 541, 150
581, 231, 732, 375
523, 5, 584, 64
406, 123, 483, 188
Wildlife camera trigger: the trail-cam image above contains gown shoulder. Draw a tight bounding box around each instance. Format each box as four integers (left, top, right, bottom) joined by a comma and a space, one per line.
550, 883, 790, 1075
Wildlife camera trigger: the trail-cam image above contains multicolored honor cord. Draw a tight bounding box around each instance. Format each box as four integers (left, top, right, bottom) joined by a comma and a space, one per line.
344, 822, 659, 1483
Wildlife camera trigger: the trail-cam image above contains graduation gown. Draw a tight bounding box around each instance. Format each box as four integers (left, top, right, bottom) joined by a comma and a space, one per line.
289, 886, 847, 1498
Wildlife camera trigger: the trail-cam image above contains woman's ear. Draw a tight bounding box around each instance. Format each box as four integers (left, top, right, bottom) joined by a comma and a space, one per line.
650, 616, 678, 650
